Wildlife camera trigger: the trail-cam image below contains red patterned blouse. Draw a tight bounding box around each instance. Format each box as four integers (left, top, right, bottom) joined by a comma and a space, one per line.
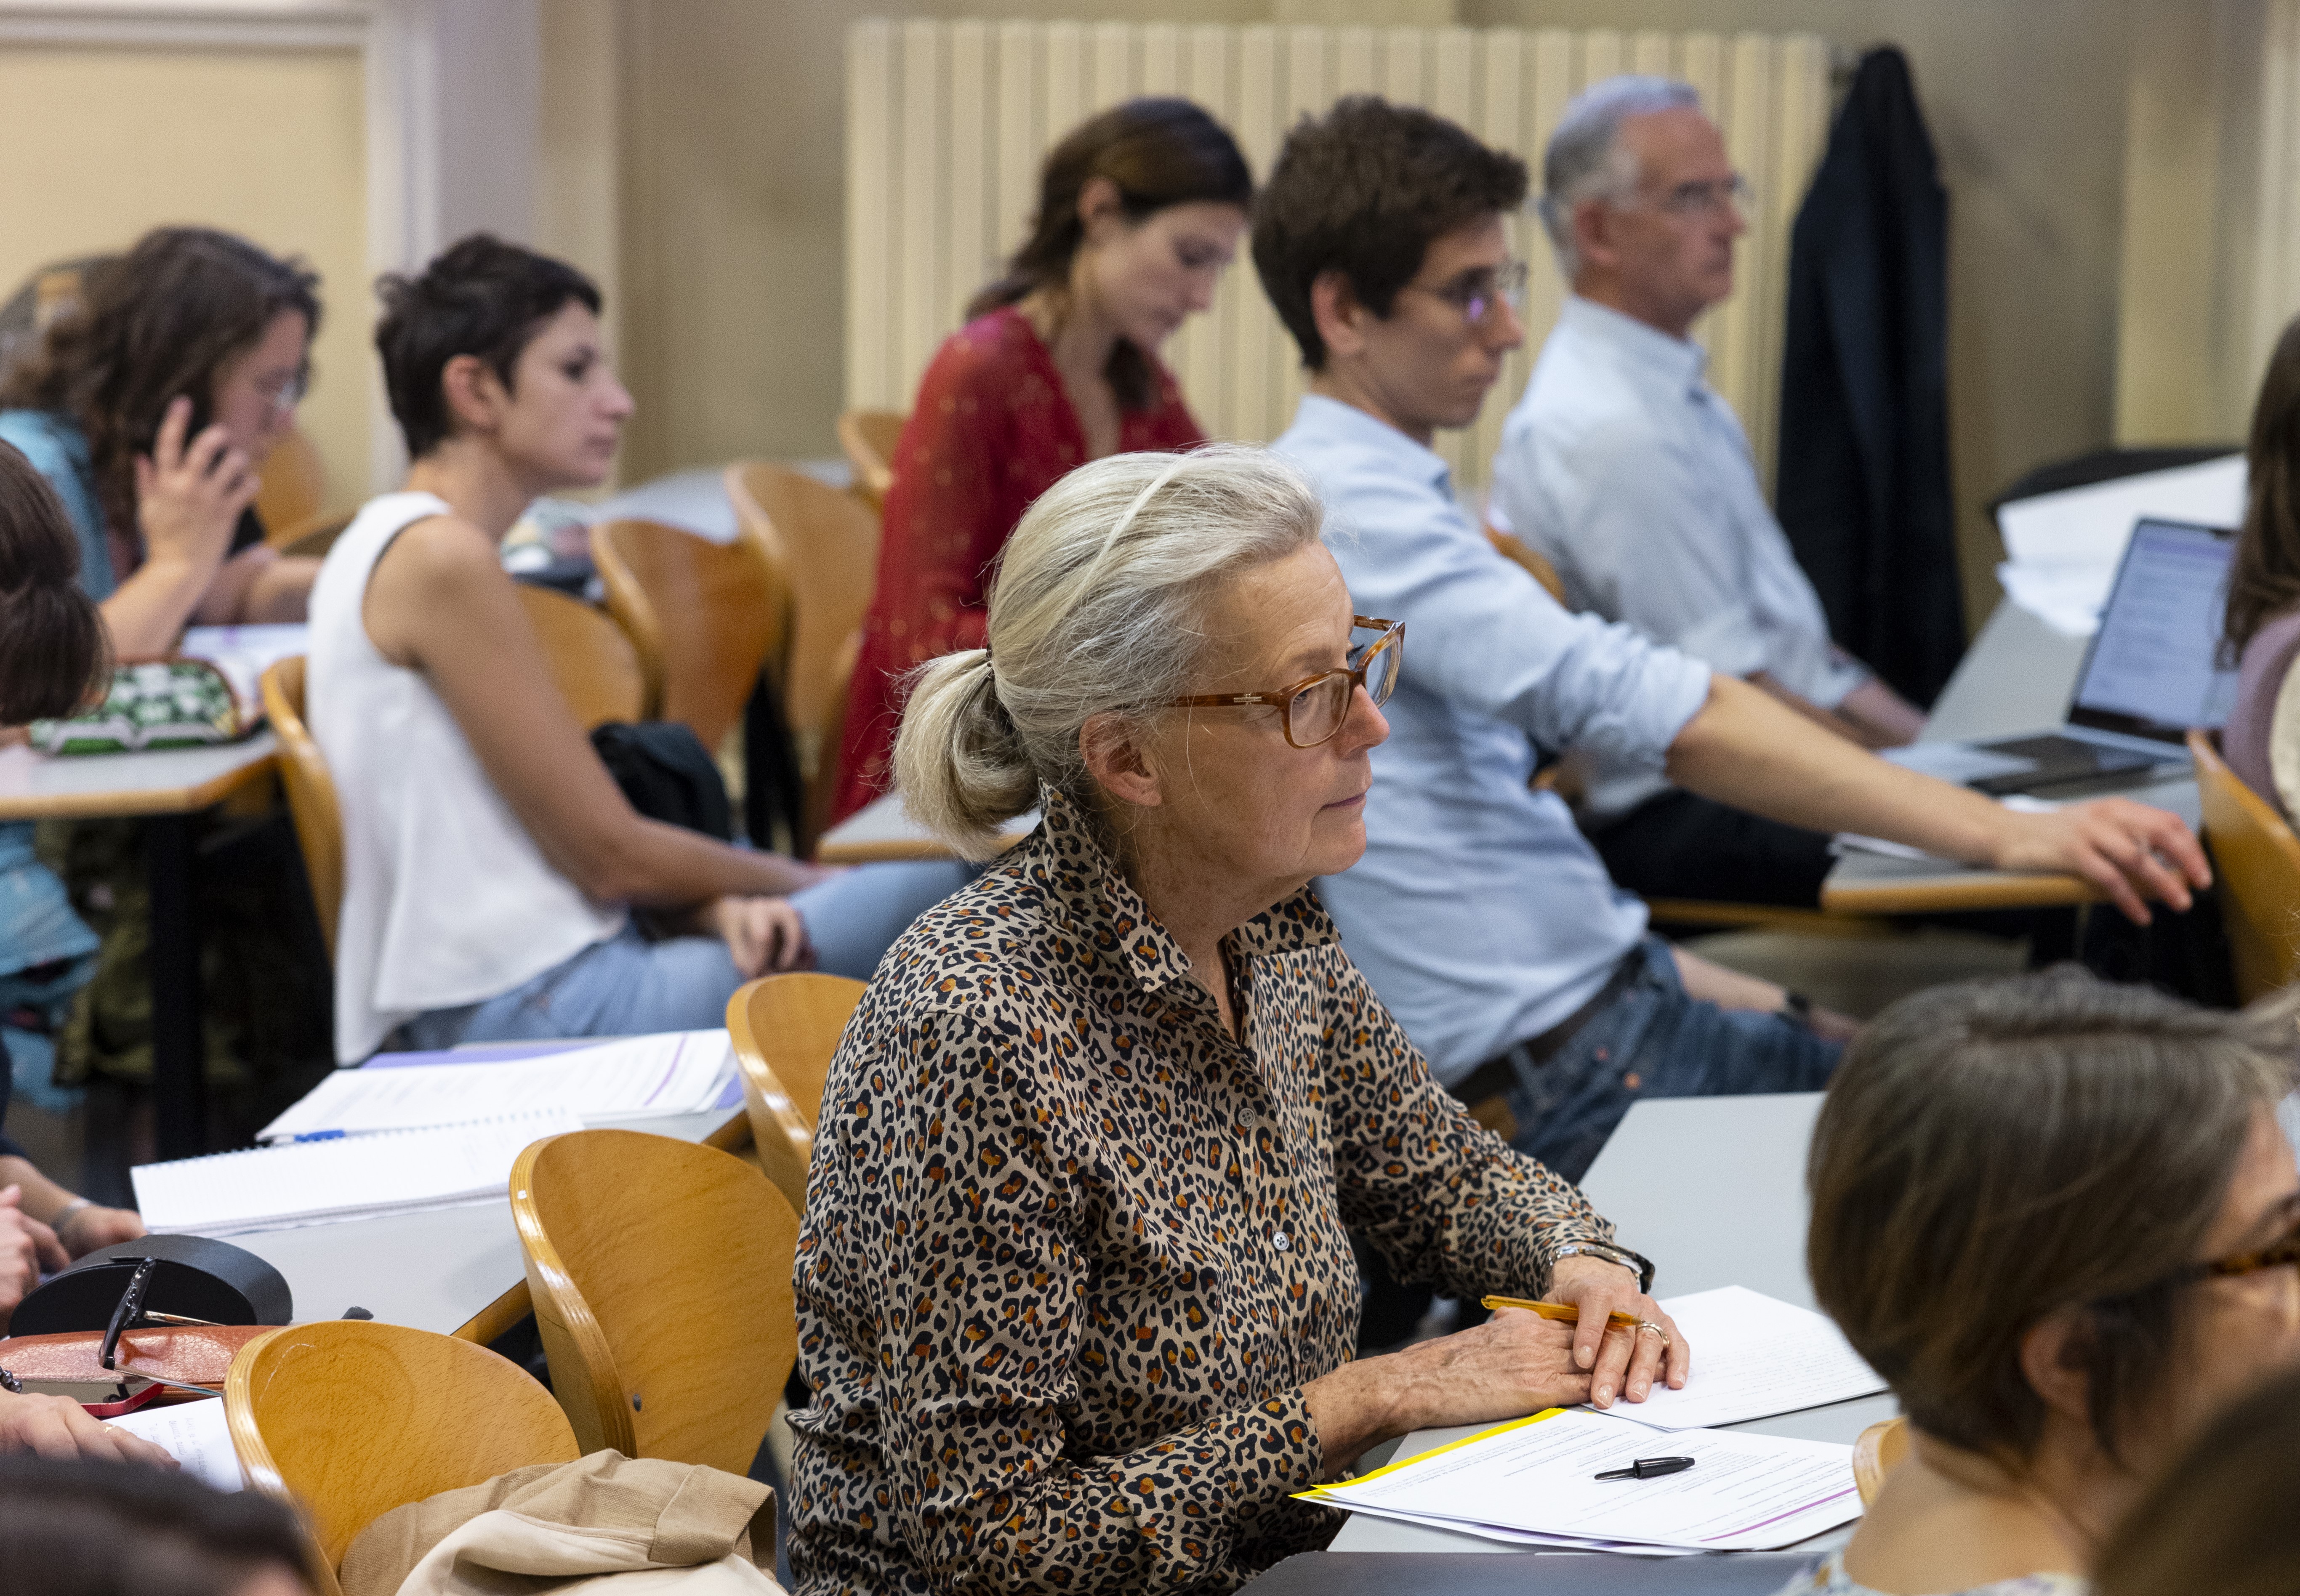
828, 306, 1203, 827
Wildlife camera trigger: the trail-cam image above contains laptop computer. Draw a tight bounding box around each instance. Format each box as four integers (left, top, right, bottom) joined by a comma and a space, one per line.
1914, 516, 2239, 798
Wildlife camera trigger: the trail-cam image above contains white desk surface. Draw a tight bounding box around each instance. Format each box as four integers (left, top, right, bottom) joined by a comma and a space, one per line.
816, 790, 1033, 864
0, 733, 278, 821
1331, 1092, 1890, 1555
225, 1106, 737, 1338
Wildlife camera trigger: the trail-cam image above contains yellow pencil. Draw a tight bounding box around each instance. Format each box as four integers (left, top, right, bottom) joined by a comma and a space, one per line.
1481, 1295, 1644, 1331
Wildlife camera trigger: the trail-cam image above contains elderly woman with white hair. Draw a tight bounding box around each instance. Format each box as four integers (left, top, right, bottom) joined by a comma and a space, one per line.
785, 446, 1690, 1596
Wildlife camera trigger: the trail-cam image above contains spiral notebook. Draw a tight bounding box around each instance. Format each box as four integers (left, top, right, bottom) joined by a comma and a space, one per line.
131, 1109, 583, 1237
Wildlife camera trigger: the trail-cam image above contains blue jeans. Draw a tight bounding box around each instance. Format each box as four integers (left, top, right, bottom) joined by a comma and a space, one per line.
400, 859, 974, 1049
1494, 936, 1843, 1184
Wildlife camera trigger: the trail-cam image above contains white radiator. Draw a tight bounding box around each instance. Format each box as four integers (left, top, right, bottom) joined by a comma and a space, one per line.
847, 19, 1831, 494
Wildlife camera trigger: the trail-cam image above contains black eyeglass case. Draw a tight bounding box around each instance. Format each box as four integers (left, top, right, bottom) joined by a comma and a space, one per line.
7, 1234, 292, 1336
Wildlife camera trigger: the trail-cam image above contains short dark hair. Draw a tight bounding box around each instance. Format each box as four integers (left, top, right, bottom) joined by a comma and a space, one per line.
0, 227, 321, 547
1808, 968, 2300, 1467
971, 98, 1251, 412
375, 234, 602, 460
0, 439, 109, 726
1252, 96, 1528, 371
0, 1453, 311, 1596
2096, 1361, 2300, 1596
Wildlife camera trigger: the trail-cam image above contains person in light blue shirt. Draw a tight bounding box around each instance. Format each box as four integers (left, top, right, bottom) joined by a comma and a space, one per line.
1491, 76, 1925, 906
1253, 96, 2209, 1196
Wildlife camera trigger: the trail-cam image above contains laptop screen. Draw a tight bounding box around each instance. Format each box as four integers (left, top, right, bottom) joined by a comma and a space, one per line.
2068, 517, 2239, 742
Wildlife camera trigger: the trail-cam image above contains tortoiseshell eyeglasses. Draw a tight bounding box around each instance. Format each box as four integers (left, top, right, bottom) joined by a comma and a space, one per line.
1160, 616, 1403, 749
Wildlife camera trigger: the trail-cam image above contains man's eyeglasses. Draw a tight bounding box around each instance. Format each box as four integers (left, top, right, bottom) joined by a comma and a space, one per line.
1403, 261, 1529, 329
1161, 617, 1403, 749
1642, 173, 1752, 218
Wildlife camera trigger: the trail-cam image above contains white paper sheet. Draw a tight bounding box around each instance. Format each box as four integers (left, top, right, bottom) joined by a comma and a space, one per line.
258, 1029, 734, 1142
1992, 456, 2244, 636
134, 1109, 582, 1235
1325, 1499, 1699, 1554
1592, 1286, 1885, 1432
178, 624, 310, 719
108, 1396, 243, 1492
1304, 1408, 1861, 1551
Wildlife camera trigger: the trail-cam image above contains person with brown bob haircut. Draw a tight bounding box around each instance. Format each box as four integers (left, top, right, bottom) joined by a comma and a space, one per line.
829, 96, 1253, 826
2216, 313, 2300, 820
1789, 968, 2300, 1595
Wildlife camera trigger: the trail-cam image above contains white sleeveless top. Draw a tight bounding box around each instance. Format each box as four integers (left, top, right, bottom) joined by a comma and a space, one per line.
309, 492, 625, 1061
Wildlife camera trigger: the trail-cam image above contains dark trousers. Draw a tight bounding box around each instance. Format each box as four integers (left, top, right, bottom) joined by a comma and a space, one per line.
1589, 790, 1835, 908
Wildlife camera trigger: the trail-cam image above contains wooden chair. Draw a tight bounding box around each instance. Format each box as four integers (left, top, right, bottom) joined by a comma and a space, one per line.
1852, 1415, 1908, 1506
1488, 527, 1568, 605
511, 1129, 800, 1474
727, 973, 865, 1216
2190, 728, 2300, 1000
226, 1319, 580, 1596
514, 582, 652, 731
260, 657, 345, 957
256, 426, 334, 550
724, 463, 884, 856
836, 409, 904, 509
590, 516, 788, 755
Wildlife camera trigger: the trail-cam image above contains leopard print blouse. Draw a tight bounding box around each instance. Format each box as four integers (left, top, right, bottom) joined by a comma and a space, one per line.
786, 790, 1624, 1594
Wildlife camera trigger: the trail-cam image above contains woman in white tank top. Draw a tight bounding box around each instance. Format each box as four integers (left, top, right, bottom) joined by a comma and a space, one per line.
311, 237, 966, 1062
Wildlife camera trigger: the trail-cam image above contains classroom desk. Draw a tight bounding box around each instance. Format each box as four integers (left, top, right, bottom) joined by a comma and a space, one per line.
0, 735, 280, 1159
815, 790, 1032, 863
226, 1105, 748, 1343
1820, 601, 2199, 915
1327, 1091, 1891, 1559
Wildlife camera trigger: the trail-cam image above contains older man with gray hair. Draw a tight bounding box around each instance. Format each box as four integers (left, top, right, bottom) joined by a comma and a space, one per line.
1489, 75, 1926, 907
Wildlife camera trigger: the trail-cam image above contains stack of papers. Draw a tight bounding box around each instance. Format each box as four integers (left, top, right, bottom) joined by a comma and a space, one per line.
1994, 456, 2243, 636
107, 1396, 243, 1492
256, 1029, 738, 1143
177, 623, 309, 723
1595, 1286, 1885, 1431
1302, 1408, 1861, 1553
133, 1109, 581, 1235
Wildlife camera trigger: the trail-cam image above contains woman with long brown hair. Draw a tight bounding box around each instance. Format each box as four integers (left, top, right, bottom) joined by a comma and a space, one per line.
0, 225, 323, 656
827, 97, 1252, 826
2218, 314, 2300, 818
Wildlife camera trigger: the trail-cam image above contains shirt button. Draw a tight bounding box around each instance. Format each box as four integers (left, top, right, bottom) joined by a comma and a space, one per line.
1272, 1230, 1290, 1252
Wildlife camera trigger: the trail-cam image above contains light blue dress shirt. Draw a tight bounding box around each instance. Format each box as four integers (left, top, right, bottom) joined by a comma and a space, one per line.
1490, 297, 1869, 821
1275, 394, 1714, 1083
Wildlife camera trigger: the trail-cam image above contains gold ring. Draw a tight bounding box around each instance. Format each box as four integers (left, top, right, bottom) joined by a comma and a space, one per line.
1636, 1319, 1670, 1349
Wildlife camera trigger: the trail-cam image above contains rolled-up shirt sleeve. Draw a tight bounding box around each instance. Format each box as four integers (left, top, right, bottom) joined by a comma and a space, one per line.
822, 1006, 1325, 1595
1318, 952, 1616, 1295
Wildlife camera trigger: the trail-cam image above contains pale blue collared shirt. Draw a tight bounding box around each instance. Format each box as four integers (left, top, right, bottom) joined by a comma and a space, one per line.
1490, 297, 1869, 821
1275, 394, 1713, 1083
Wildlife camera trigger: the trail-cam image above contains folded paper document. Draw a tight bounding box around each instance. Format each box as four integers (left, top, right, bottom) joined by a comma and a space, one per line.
1601, 1285, 1886, 1431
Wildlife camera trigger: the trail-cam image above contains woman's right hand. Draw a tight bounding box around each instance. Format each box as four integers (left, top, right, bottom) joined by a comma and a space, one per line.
134, 396, 256, 580
1303, 1310, 1593, 1476
0, 1390, 176, 1466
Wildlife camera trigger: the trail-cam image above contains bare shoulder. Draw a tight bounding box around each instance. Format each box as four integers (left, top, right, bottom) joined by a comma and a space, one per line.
364, 511, 518, 664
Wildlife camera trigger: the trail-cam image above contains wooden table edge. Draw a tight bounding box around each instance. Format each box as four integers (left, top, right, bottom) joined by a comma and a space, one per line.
450, 1110, 756, 1344
0, 746, 279, 821
816, 830, 1027, 865
1821, 872, 2097, 915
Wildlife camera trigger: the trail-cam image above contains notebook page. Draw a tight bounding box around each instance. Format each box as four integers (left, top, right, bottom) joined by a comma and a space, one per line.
108, 1397, 242, 1492
134, 1110, 581, 1236
258, 1030, 733, 1142
1590, 1285, 1886, 1432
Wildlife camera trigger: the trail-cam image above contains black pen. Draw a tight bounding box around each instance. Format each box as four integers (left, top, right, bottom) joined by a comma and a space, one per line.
1595, 1455, 1696, 1482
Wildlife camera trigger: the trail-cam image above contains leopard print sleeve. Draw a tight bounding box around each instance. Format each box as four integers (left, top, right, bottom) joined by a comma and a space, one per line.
1314, 944, 1620, 1299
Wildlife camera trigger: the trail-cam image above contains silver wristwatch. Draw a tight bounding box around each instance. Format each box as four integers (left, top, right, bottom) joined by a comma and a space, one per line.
1553, 1240, 1655, 1295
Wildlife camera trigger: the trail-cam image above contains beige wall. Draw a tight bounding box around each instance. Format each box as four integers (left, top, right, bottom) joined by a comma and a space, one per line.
0, 45, 369, 516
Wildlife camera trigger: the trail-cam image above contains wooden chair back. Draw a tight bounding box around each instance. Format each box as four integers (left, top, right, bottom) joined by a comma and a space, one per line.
514, 582, 651, 731
591, 516, 788, 755
836, 409, 904, 508
1488, 527, 1568, 605
1852, 1415, 1908, 1506
727, 973, 866, 1215
511, 1129, 800, 1474
2190, 728, 2300, 1000
256, 426, 331, 549
260, 656, 344, 958
724, 464, 882, 856
226, 1319, 579, 1596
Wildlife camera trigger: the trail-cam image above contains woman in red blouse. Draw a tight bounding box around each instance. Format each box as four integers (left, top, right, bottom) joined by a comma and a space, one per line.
830, 97, 1251, 824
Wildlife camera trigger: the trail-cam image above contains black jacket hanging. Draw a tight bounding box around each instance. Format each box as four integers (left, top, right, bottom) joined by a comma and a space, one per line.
1775, 45, 1963, 706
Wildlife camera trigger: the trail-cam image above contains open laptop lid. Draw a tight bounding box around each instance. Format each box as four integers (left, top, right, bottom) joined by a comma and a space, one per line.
2066, 516, 2239, 743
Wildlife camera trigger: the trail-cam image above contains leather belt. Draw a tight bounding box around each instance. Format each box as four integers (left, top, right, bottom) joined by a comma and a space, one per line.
1451, 948, 1648, 1121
